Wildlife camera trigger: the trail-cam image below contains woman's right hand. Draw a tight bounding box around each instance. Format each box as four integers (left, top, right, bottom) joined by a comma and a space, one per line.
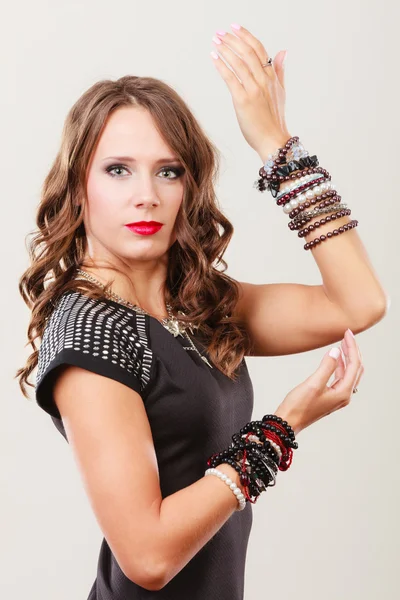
275, 329, 364, 435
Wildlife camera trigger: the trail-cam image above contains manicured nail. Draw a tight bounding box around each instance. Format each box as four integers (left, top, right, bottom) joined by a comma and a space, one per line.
329, 347, 341, 359
212, 35, 222, 45
210, 51, 219, 60
283, 50, 288, 65
231, 23, 241, 30
216, 30, 226, 36
347, 328, 355, 337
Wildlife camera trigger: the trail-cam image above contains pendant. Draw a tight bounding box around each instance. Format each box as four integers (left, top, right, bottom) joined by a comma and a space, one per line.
200, 355, 213, 368
177, 310, 198, 335
162, 317, 187, 338
181, 329, 213, 369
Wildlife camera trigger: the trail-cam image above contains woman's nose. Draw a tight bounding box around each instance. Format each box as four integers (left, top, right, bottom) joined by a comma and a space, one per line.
132, 177, 160, 207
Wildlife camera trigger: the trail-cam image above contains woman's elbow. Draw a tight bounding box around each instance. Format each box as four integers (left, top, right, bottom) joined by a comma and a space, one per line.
125, 554, 169, 591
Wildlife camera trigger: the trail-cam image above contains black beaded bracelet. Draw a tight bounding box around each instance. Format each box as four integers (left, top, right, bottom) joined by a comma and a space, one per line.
211, 446, 277, 498
206, 414, 298, 504
225, 446, 276, 487
231, 430, 281, 465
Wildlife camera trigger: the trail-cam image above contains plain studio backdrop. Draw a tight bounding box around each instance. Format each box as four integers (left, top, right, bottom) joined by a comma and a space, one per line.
2, 1, 399, 598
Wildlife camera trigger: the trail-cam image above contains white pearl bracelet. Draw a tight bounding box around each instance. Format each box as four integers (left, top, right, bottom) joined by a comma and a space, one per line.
205, 468, 247, 511
283, 180, 336, 214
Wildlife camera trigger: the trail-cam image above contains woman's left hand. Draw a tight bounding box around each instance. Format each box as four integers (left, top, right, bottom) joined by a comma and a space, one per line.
211, 24, 291, 162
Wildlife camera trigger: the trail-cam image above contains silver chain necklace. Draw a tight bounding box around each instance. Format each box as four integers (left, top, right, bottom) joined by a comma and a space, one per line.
75, 268, 213, 369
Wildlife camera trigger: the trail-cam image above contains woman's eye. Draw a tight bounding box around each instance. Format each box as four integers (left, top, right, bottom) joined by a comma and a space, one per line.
105, 164, 184, 180
106, 165, 130, 177
158, 167, 181, 179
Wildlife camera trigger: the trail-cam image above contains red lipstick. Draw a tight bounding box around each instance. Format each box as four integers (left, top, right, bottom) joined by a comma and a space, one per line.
125, 221, 163, 236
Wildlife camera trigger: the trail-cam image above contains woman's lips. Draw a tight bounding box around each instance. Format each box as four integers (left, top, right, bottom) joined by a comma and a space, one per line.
125, 224, 163, 236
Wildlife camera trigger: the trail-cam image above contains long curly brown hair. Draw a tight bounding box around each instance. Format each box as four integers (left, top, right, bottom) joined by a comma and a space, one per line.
16, 75, 254, 399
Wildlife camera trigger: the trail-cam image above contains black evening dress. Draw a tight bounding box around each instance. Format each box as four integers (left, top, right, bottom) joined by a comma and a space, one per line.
35, 289, 254, 600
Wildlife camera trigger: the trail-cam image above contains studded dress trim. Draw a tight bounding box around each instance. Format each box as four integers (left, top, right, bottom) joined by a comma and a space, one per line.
35, 291, 155, 419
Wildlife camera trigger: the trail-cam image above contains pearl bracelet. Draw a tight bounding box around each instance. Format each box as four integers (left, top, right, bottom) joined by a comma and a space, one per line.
205, 467, 247, 511
277, 172, 325, 201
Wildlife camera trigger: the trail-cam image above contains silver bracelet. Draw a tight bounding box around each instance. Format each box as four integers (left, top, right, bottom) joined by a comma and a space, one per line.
291, 202, 348, 226
205, 468, 246, 511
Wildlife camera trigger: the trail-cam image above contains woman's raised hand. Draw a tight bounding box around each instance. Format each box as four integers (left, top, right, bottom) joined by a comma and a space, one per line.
275, 329, 364, 435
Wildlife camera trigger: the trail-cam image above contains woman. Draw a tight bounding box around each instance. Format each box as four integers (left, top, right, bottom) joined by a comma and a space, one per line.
16, 23, 385, 600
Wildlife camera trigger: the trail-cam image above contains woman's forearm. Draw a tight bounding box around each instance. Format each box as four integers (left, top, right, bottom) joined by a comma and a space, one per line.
302, 214, 388, 329
256, 148, 388, 330
148, 406, 300, 590
154, 462, 245, 588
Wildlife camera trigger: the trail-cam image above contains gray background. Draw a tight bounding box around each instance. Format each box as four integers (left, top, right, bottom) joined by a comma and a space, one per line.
3, 0, 399, 598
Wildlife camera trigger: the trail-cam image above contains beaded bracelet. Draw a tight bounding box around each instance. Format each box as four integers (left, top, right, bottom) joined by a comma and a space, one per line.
212, 451, 276, 502
205, 468, 247, 511
208, 455, 266, 504
283, 184, 337, 216
277, 171, 328, 202
304, 219, 359, 250
277, 173, 332, 207
289, 203, 348, 229
276, 168, 331, 206
252, 135, 359, 251
205, 414, 298, 504
255, 137, 320, 197
277, 171, 326, 197
288, 192, 340, 219
208, 442, 277, 496
232, 431, 282, 465
209, 455, 264, 502
298, 209, 352, 237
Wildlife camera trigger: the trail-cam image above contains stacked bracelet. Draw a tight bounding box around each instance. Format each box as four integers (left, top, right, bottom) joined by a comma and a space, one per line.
254, 135, 359, 249
205, 414, 298, 508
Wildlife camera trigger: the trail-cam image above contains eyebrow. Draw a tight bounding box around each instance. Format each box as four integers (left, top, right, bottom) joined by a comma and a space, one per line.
101, 155, 182, 164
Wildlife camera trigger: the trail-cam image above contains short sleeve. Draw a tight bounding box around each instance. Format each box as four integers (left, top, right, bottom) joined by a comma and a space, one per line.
35, 291, 155, 420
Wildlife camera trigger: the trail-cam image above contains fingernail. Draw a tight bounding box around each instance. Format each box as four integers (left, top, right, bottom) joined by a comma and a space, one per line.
231, 23, 241, 30
347, 328, 355, 337
212, 35, 222, 45
216, 30, 226, 36
210, 51, 219, 60
329, 347, 341, 359
283, 50, 288, 65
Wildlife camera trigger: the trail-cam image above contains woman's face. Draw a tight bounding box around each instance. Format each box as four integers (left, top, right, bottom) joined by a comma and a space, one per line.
83, 106, 186, 268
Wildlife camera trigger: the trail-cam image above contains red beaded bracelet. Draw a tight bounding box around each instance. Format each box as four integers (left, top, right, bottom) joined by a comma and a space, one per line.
276, 167, 331, 203
277, 173, 331, 207
304, 219, 359, 250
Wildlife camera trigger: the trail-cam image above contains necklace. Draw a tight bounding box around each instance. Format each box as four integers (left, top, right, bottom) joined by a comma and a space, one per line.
75, 268, 213, 369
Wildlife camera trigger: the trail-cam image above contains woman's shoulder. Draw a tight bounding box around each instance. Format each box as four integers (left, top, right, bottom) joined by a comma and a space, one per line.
42, 288, 152, 345
35, 289, 156, 418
